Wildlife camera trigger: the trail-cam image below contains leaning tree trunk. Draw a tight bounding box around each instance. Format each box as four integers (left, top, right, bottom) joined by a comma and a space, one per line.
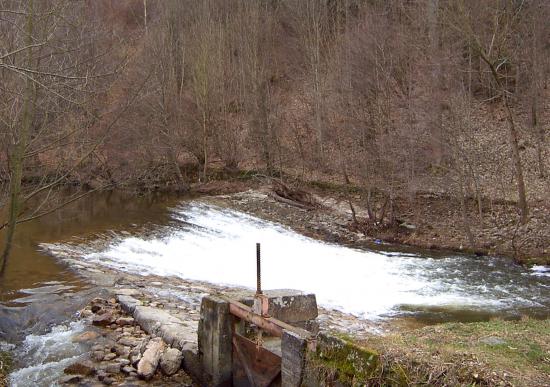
478, 50, 528, 224
504, 98, 528, 224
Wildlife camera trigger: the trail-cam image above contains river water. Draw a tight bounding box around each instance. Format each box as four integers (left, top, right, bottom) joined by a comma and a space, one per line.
1, 191, 549, 385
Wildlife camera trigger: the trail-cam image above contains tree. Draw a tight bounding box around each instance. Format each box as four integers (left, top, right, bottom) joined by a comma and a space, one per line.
0, 0, 126, 273
446, 0, 529, 224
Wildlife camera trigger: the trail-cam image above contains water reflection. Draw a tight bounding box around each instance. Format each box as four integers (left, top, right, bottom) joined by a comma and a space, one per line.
0, 190, 186, 341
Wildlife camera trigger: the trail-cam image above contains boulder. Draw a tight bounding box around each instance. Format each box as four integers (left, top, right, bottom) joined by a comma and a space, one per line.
160, 347, 183, 376
137, 337, 165, 380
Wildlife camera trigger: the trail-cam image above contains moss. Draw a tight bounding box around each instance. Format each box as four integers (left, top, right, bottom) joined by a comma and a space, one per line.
307, 333, 379, 385
0, 351, 13, 387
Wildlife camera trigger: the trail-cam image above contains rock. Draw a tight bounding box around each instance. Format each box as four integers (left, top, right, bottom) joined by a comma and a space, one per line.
79, 309, 93, 319
96, 370, 107, 380
91, 350, 105, 361
103, 353, 117, 361
117, 358, 130, 367
137, 337, 165, 380
117, 295, 143, 314
102, 376, 115, 385
60, 374, 84, 384
122, 365, 137, 375
115, 344, 131, 358
72, 330, 100, 343
480, 336, 506, 346
114, 288, 142, 297
91, 304, 102, 313
92, 311, 114, 327
102, 361, 122, 374
130, 353, 142, 367
118, 337, 141, 347
64, 360, 95, 376
160, 348, 182, 376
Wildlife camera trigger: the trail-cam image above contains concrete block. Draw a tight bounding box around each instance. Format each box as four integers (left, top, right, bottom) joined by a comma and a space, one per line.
240, 289, 318, 324
198, 296, 232, 387
281, 329, 309, 387
116, 295, 142, 314
303, 333, 379, 386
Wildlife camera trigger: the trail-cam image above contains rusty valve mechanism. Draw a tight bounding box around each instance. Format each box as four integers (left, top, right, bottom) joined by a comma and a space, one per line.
253, 242, 270, 318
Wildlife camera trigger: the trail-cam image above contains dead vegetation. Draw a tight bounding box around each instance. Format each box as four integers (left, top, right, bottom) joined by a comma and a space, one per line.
361, 318, 550, 386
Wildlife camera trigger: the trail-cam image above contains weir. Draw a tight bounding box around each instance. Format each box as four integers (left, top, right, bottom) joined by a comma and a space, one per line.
116, 288, 319, 386
114, 240, 377, 387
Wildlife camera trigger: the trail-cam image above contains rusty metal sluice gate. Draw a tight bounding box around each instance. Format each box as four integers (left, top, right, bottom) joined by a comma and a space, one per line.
198, 243, 318, 387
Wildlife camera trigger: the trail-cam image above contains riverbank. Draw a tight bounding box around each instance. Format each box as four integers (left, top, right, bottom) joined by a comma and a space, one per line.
195, 180, 549, 266
360, 318, 550, 386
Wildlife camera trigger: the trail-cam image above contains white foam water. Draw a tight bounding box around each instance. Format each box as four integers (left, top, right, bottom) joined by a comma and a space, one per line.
42, 202, 549, 320
531, 265, 550, 278
9, 322, 86, 387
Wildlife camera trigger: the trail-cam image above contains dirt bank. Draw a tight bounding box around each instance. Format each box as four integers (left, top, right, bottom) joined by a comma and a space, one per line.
196, 180, 549, 265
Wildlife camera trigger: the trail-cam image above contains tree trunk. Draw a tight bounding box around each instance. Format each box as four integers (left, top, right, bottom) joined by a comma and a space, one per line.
532, 96, 545, 179
1, 1, 34, 274
504, 98, 528, 224
458, 169, 476, 249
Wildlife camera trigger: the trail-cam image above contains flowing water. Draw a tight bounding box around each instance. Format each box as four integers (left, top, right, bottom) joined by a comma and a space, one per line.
1, 191, 549, 385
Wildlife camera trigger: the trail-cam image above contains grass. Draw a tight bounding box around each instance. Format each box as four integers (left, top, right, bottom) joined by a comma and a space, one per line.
0, 351, 12, 387
359, 318, 550, 386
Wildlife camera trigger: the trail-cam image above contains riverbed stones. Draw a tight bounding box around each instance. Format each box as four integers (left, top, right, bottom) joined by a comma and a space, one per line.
160, 348, 183, 376
137, 337, 165, 380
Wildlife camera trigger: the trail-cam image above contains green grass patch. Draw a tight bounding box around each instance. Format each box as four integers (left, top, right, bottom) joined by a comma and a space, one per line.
363, 318, 550, 386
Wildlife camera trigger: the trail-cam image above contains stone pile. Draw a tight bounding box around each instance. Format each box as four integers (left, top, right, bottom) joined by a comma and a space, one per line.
61, 296, 194, 386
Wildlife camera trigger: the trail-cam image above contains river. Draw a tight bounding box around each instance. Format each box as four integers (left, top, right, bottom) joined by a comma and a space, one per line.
1, 190, 549, 385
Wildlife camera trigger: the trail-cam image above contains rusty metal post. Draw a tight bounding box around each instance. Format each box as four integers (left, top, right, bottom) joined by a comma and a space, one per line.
256, 242, 262, 295
253, 243, 269, 318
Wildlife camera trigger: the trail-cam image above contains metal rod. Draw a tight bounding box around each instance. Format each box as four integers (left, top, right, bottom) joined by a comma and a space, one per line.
256, 242, 262, 295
